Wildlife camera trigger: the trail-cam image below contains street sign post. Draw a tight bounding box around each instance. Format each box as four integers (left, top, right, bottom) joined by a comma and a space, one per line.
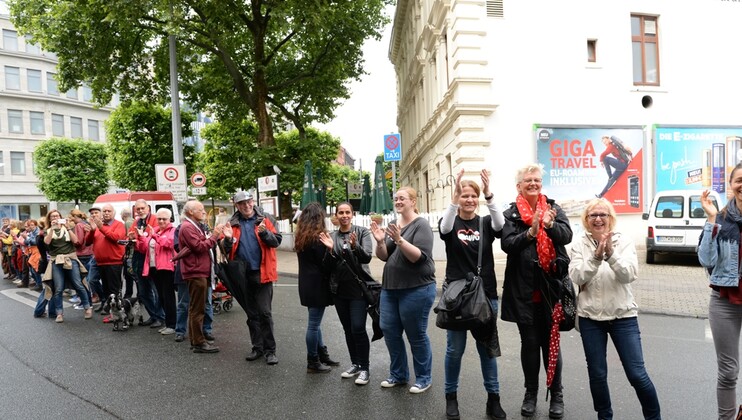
191, 187, 207, 196
383, 134, 401, 193
155, 163, 187, 202
191, 172, 206, 187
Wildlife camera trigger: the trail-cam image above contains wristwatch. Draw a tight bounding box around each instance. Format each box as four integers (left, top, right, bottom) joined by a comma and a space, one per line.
484, 193, 494, 201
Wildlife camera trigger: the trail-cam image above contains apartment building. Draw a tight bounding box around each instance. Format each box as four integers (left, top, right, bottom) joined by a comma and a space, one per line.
389, 0, 742, 240
0, 1, 115, 220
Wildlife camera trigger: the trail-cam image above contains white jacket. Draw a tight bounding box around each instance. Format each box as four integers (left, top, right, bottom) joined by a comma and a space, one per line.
568, 231, 639, 321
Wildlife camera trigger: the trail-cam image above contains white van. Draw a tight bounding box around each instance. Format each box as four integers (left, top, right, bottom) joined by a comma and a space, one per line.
642, 189, 720, 264
93, 191, 180, 225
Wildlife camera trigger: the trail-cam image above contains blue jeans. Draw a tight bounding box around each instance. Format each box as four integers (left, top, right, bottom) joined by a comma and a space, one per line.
175, 282, 212, 336
34, 286, 60, 317
306, 306, 326, 358
579, 316, 661, 420
52, 260, 90, 314
133, 253, 165, 322
445, 298, 500, 394
380, 282, 436, 386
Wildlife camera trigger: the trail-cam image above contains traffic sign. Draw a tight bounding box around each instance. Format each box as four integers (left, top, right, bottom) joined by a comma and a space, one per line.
384, 133, 401, 162
191, 187, 207, 196
191, 172, 206, 187
155, 163, 187, 202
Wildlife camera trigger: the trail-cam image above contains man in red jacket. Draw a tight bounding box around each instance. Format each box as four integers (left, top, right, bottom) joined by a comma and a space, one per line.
84, 204, 126, 309
222, 191, 282, 365
179, 200, 226, 354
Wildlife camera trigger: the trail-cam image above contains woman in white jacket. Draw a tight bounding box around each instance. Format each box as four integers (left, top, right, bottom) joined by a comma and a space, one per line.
568, 198, 660, 420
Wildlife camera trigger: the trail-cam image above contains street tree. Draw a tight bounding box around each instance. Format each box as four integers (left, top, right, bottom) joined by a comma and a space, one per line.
9, 0, 391, 147
34, 138, 109, 206
106, 101, 195, 191
198, 121, 340, 217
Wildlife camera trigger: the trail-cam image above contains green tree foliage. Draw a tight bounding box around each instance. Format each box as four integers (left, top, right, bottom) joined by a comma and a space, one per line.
106, 102, 195, 191
198, 121, 341, 217
34, 138, 109, 205
9, 0, 391, 147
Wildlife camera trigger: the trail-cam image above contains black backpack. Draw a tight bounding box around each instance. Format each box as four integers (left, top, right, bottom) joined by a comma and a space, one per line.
610, 136, 633, 163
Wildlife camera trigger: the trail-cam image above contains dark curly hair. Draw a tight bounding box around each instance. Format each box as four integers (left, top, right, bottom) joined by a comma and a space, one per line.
294, 202, 326, 252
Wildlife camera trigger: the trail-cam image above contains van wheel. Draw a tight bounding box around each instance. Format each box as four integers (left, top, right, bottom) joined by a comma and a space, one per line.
646, 251, 655, 264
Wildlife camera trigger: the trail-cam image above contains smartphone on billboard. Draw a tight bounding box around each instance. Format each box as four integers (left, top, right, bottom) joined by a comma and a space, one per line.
628, 175, 639, 208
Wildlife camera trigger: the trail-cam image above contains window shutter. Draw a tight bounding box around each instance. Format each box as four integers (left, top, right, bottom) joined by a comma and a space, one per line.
486, 0, 504, 18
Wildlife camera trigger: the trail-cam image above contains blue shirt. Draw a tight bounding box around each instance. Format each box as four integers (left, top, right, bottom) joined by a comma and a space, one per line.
237, 214, 262, 270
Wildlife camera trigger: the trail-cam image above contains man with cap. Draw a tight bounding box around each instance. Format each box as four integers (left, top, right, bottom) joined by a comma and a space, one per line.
84, 204, 126, 310
221, 191, 282, 365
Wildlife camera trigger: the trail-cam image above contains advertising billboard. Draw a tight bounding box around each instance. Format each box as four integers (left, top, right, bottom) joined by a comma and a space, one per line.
536, 126, 644, 216
655, 126, 742, 202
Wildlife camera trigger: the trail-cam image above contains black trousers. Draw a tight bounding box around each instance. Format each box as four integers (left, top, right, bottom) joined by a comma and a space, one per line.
153, 269, 177, 329
244, 271, 276, 354
99, 265, 123, 299
517, 303, 562, 392
335, 296, 370, 369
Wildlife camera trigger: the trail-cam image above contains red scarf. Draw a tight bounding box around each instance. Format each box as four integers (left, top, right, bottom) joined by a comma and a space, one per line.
516, 193, 556, 273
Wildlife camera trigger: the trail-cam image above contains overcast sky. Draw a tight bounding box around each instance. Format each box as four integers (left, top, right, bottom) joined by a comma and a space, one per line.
314, 8, 398, 174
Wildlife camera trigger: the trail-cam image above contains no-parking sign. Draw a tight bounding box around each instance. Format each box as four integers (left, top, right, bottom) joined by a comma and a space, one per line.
155, 164, 187, 202
384, 133, 401, 162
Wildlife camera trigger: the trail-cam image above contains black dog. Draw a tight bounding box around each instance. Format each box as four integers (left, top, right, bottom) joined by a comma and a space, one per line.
102, 294, 142, 331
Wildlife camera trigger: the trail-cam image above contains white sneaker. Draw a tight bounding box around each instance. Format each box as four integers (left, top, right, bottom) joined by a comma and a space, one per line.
409, 382, 432, 394
158, 327, 167, 333
355, 370, 370, 385
380, 378, 407, 388
341, 365, 361, 378
160, 328, 176, 335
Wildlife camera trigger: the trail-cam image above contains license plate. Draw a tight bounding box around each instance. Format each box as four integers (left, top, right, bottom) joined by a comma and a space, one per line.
657, 236, 683, 243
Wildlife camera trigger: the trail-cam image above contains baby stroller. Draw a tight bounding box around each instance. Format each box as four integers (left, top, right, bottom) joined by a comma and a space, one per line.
212, 278, 233, 315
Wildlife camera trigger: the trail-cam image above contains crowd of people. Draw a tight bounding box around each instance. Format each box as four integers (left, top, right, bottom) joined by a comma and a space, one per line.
17, 162, 742, 419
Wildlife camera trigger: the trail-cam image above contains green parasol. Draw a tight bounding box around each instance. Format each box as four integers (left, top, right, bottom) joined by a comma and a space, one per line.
369, 156, 394, 214
359, 174, 372, 215
300, 160, 317, 210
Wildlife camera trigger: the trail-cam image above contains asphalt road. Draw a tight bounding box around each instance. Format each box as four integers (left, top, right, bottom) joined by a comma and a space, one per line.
0, 275, 718, 419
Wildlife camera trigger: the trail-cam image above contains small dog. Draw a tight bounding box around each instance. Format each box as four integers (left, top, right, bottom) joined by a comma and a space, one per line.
102, 294, 142, 331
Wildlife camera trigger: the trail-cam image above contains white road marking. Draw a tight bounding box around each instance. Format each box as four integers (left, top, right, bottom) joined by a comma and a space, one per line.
1, 288, 73, 308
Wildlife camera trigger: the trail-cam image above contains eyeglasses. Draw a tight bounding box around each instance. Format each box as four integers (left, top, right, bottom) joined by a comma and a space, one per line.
135, 207, 146, 211
588, 213, 609, 220
521, 178, 542, 184
157, 218, 169, 221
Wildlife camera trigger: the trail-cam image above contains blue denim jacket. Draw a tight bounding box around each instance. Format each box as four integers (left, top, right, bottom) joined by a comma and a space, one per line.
698, 222, 740, 287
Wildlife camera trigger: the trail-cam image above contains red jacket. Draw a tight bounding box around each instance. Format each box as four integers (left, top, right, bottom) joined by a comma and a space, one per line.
129, 213, 157, 239
136, 223, 175, 276
85, 219, 126, 266
178, 218, 218, 280
225, 211, 280, 284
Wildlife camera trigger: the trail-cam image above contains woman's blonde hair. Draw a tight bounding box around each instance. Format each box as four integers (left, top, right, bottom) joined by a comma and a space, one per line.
397, 187, 419, 214
581, 198, 617, 231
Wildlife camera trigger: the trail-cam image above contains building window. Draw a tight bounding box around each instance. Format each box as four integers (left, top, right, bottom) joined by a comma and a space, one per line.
52, 114, 64, 137
0, 151, 3, 175
5, 66, 20, 90
70, 116, 82, 138
7, 110, 23, 133
10, 152, 25, 175
82, 85, 93, 101
25, 35, 40, 54
631, 14, 659, 86
2, 29, 17, 51
27, 69, 42, 92
47, 72, 58, 95
30, 112, 44, 135
587, 39, 597, 63
66, 87, 78, 100
88, 119, 99, 141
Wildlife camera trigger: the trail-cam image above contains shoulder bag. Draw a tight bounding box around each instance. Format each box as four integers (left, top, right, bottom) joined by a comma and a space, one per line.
434, 217, 493, 331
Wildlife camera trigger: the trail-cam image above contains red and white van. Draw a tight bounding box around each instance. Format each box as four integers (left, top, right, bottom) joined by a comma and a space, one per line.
93, 191, 180, 225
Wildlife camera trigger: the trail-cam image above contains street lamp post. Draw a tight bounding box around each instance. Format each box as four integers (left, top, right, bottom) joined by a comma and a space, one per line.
343, 176, 349, 202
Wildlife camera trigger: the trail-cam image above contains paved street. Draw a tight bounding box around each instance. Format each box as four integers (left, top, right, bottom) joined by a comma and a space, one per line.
0, 251, 719, 419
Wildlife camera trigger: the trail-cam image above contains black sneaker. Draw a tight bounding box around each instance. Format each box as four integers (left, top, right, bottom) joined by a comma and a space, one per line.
174, 334, 185, 342
354, 370, 370, 386
245, 350, 264, 361
265, 353, 278, 365
341, 365, 361, 378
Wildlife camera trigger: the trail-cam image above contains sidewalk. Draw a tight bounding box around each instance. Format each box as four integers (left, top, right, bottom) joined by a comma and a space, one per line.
275, 249, 711, 319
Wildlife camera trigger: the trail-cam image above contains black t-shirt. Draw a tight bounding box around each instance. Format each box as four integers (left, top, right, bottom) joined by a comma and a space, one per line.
439, 214, 499, 298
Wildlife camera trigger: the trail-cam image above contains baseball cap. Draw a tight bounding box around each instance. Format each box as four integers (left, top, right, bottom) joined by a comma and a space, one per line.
88, 206, 102, 213
233, 191, 253, 203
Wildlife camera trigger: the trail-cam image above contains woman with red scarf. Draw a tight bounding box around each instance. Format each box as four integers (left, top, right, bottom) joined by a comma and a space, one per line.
501, 164, 573, 419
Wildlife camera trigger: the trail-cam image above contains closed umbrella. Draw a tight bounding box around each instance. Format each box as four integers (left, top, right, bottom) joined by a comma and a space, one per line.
317, 168, 326, 209
359, 174, 372, 215
300, 160, 317, 210
370, 156, 393, 214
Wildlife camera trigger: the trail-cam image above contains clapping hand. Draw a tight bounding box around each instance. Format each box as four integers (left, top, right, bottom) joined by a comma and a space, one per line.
700, 190, 717, 222
318, 232, 334, 250
370, 221, 385, 242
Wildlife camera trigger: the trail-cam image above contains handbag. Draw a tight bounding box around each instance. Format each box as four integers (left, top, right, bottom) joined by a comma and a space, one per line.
434, 217, 493, 331
539, 256, 576, 332
338, 255, 381, 306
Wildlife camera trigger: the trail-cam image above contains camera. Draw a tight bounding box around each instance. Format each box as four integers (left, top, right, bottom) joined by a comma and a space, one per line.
57, 218, 67, 225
